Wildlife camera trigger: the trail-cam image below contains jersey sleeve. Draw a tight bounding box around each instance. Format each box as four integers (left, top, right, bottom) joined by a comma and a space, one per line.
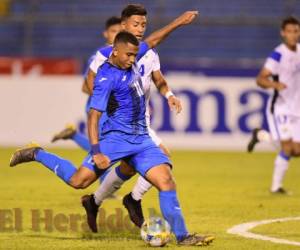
152, 51, 161, 72
89, 51, 108, 74
136, 42, 150, 61
264, 51, 281, 75
90, 71, 115, 112
83, 54, 96, 77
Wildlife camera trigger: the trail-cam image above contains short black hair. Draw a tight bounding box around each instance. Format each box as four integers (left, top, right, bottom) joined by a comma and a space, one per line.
281, 16, 300, 30
105, 16, 121, 30
114, 31, 139, 47
121, 4, 147, 21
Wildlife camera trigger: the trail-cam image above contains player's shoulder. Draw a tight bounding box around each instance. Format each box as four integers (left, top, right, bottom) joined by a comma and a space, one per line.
268, 44, 284, 62
95, 62, 116, 80
140, 48, 159, 61
97, 45, 113, 58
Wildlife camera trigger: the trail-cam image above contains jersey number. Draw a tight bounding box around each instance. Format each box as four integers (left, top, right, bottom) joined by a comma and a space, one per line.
139, 64, 145, 76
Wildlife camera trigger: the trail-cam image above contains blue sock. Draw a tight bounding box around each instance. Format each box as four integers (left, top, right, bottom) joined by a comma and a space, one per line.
72, 132, 90, 152
35, 150, 77, 184
99, 168, 111, 183
159, 190, 188, 242
279, 150, 290, 161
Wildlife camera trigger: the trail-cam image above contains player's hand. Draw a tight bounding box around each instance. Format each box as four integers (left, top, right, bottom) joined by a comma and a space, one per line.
93, 153, 111, 169
274, 82, 287, 91
168, 95, 182, 114
175, 11, 199, 26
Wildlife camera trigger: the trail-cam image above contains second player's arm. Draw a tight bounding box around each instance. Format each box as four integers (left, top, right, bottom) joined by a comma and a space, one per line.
144, 11, 198, 49
152, 70, 182, 114
82, 78, 92, 95
256, 68, 286, 91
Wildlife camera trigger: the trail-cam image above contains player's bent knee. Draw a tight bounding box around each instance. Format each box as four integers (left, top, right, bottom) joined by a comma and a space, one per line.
69, 178, 86, 189
156, 175, 176, 191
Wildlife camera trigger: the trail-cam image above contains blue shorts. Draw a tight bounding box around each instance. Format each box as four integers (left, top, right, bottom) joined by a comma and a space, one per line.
82, 131, 171, 177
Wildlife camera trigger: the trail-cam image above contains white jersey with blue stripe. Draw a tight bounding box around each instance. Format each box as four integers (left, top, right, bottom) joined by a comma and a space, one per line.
264, 43, 300, 117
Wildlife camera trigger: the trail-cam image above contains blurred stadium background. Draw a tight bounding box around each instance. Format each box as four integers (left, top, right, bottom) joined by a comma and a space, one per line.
0, 0, 299, 150
1, 1, 300, 250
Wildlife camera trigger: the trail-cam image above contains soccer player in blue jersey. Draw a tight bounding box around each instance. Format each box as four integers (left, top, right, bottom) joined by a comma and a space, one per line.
51, 4, 188, 228
51, 16, 122, 186
82, 31, 214, 246
9, 8, 198, 201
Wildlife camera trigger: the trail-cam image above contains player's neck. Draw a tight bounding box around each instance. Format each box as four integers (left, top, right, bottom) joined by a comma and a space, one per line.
108, 57, 122, 69
284, 43, 297, 52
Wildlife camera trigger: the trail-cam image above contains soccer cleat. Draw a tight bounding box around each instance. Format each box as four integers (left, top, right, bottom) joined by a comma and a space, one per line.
51, 124, 76, 143
81, 194, 99, 233
271, 187, 292, 195
122, 192, 144, 228
247, 128, 261, 153
9, 142, 42, 167
178, 233, 215, 246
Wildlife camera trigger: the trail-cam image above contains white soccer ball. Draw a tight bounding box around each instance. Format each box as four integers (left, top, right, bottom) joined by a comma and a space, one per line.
140, 216, 171, 247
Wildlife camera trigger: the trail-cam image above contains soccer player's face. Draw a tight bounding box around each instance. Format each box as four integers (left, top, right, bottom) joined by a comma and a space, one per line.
122, 15, 147, 41
103, 24, 122, 45
281, 24, 300, 48
113, 42, 139, 69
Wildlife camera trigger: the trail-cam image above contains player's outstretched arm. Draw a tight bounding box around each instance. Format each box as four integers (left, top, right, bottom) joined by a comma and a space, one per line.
256, 68, 287, 91
144, 11, 199, 48
88, 109, 110, 169
152, 70, 182, 114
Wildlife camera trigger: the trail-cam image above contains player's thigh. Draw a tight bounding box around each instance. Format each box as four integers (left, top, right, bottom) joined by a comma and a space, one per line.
145, 164, 175, 191
129, 138, 171, 178
269, 108, 293, 142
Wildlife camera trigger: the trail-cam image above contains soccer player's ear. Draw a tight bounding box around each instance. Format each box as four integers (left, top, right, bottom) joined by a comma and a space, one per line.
103, 31, 108, 40
121, 21, 126, 30
113, 49, 118, 57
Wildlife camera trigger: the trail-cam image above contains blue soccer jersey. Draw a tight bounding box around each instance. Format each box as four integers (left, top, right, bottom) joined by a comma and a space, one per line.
90, 61, 148, 137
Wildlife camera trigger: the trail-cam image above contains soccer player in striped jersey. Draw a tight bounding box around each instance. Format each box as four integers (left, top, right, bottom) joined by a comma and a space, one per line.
247, 16, 300, 194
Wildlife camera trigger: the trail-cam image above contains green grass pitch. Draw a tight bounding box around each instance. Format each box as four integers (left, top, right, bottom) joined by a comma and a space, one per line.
0, 148, 300, 249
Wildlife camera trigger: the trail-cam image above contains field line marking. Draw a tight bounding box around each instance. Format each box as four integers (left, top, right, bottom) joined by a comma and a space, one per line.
227, 217, 300, 246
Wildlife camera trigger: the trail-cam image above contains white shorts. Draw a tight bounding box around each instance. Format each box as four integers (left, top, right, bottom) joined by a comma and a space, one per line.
148, 126, 162, 146
267, 104, 300, 142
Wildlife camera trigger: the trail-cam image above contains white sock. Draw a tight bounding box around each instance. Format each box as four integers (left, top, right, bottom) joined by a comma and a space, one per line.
257, 129, 272, 142
94, 167, 127, 205
131, 176, 152, 201
271, 153, 290, 192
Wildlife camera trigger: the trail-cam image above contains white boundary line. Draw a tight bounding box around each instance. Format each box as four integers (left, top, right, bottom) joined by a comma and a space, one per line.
227, 217, 300, 246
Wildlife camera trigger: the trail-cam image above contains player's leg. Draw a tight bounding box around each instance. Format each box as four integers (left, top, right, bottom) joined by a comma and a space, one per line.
123, 128, 164, 227
132, 141, 214, 246
270, 114, 293, 193
9, 143, 100, 188
51, 124, 90, 152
